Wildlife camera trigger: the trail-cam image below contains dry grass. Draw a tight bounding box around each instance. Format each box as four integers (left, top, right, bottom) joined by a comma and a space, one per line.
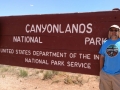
0, 64, 100, 86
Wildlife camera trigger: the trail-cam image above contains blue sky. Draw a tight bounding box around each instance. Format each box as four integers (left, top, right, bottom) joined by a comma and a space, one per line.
0, 0, 120, 16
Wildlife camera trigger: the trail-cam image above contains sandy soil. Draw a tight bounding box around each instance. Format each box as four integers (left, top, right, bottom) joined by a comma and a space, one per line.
0, 65, 100, 90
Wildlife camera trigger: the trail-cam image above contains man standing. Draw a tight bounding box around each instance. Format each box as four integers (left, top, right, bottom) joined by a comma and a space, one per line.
99, 24, 120, 90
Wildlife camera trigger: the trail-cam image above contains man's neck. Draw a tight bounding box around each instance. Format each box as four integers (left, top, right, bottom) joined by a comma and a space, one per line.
111, 36, 118, 40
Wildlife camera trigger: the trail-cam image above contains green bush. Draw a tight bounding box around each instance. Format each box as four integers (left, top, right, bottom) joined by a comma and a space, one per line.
19, 69, 28, 77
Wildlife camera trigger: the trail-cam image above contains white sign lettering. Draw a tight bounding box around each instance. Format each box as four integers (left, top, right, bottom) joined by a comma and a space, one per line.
25, 23, 92, 34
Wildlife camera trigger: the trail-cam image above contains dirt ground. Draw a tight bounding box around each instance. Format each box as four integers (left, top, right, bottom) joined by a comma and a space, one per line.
0, 65, 100, 90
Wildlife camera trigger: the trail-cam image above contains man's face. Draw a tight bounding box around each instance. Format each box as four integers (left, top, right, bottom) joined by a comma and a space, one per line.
109, 27, 119, 38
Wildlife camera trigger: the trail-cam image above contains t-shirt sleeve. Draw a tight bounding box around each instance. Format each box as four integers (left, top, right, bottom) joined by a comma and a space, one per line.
99, 45, 105, 56
99, 40, 107, 56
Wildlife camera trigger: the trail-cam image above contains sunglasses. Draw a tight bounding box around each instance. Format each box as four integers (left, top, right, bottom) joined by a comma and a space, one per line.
109, 29, 119, 32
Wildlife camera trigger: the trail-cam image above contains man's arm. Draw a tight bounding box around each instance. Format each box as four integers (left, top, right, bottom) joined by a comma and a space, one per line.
99, 55, 104, 71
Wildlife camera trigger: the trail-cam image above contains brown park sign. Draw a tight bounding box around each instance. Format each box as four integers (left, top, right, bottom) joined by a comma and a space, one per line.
0, 10, 120, 76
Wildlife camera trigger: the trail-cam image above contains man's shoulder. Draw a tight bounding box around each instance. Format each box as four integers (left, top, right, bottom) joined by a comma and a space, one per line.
103, 39, 109, 43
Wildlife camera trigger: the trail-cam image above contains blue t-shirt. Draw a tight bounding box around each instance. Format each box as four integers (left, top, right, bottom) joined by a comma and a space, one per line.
99, 38, 120, 75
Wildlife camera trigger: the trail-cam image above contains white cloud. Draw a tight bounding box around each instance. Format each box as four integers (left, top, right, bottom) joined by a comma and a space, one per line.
30, 4, 34, 6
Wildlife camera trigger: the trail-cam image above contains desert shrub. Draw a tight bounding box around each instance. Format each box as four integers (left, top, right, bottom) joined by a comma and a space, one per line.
0, 67, 8, 73
19, 69, 28, 77
64, 75, 83, 85
43, 70, 58, 80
